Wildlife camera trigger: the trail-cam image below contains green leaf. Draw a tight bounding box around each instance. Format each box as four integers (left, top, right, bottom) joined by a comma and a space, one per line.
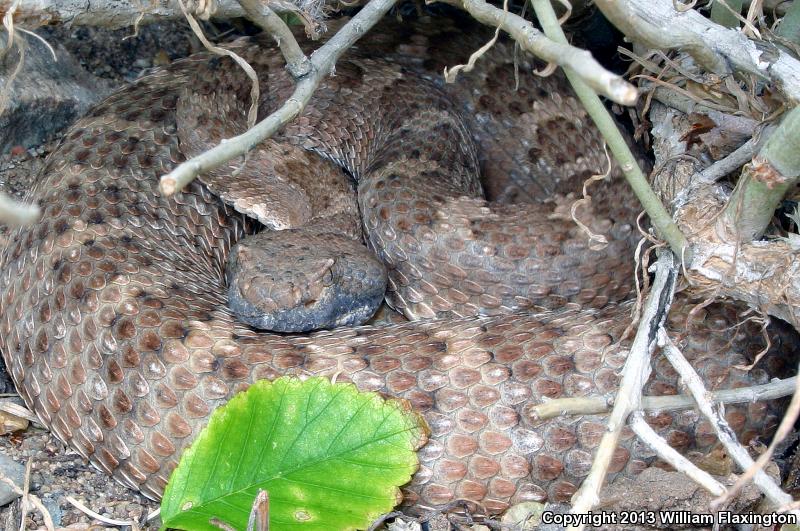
160, 377, 428, 531
710, 0, 743, 29
779, 1, 800, 48
278, 12, 304, 27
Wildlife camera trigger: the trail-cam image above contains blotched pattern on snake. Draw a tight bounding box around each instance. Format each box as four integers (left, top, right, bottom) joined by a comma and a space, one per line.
0, 18, 792, 514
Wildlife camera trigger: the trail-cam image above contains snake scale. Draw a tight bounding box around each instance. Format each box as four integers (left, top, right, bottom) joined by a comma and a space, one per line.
0, 17, 793, 515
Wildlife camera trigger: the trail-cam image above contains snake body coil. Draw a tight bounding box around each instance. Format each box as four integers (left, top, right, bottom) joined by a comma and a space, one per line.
0, 20, 789, 514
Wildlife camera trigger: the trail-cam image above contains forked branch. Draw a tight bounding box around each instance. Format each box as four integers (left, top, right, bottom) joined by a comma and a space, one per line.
159, 0, 398, 196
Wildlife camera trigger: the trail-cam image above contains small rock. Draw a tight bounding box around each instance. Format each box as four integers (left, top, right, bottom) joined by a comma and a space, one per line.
501, 501, 546, 530
8, 146, 25, 157
21, 436, 45, 453
0, 409, 29, 435
0, 452, 25, 506
386, 517, 421, 531
0, 34, 111, 153
42, 496, 62, 527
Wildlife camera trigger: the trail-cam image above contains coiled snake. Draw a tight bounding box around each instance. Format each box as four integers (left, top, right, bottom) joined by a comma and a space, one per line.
0, 18, 790, 514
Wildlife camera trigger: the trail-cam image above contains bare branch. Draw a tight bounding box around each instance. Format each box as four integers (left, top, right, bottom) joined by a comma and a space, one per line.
711, 360, 800, 508
595, 0, 800, 104
0, 0, 323, 30
649, 102, 800, 328
697, 135, 765, 184
159, 0, 398, 196
529, 0, 690, 260
529, 375, 797, 420
629, 412, 726, 496
567, 251, 679, 527
653, 88, 760, 145
238, 0, 311, 78
441, 0, 638, 105
659, 334, 796, 510
720, 106, 800, 241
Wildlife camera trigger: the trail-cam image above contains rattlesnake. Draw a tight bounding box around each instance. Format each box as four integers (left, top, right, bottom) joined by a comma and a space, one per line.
0, 17, 791, 515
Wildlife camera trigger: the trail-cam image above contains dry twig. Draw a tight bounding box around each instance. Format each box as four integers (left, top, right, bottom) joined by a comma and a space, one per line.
711, 360, 800, 508
567, 251, 678, 528
528, 375, 797, 420
441, 0, 638, 105
2, 0, 315, 30
65, 496, 137, 528
237, 0, 311, 78
159, 0, 399, 196
179, 0, 260, 128
629, 412, 726, 496
0, 463, 53, 530
530, 0, 690, 260
659, 334, 796, 510
595, 0, 800, 104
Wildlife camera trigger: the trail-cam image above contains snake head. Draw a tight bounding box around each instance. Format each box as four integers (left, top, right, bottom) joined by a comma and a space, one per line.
226, 230, 387, 332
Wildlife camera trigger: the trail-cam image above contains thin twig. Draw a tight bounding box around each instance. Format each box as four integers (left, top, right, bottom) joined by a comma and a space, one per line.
629, 412, 726, 496
659, 334, 796, 510
715, 0, 762, 36
246, 490, 269, 531
146, 508, 160, 522
528, 375, 797, 420
237, 0, 311, 78
652, 88, 758, 127
0, 465, 53, 530
634, 73, 740, 114
443, 0, 638, 104
66, 496, 137, 527
566, 251, 679, 528
159, 0, 399, 196
17, 459, 30, 531
5, 0, 310, 30
697, 134, 765, 183
711, 359, 800, 508
178, 0, 260, 129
